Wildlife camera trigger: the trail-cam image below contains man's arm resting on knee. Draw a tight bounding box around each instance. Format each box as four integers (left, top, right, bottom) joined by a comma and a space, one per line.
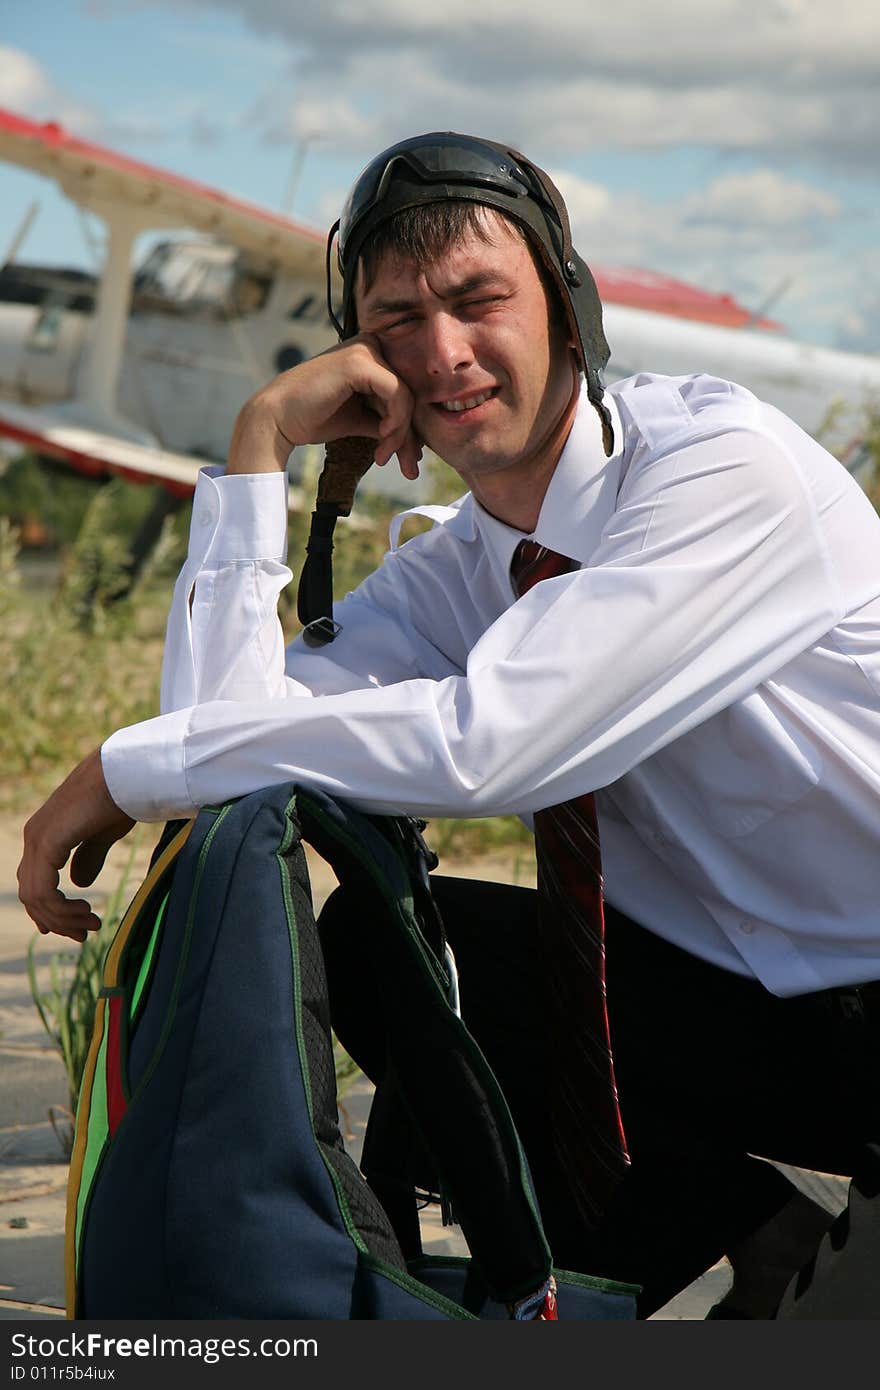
17, 748, 135, 942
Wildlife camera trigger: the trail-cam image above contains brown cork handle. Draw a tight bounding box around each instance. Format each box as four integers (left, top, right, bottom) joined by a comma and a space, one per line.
316, 436, 376, 516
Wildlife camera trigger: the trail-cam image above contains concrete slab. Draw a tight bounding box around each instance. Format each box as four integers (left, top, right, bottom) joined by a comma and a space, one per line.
0, 1194, 66, 1308
0, 1118, 69, 1318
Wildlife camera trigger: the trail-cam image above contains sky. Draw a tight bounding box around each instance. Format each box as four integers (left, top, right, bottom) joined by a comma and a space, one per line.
1, 0, 878, 353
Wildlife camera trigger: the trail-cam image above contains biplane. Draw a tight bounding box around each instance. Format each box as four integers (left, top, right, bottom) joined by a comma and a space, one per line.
1, 106, 878, 514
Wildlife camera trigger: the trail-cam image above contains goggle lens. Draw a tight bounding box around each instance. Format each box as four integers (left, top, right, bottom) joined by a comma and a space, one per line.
337, 138, 543, 268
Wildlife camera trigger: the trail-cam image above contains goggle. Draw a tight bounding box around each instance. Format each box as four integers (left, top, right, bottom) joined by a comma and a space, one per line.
325, 133, 574, 336
336, 136, 554, 269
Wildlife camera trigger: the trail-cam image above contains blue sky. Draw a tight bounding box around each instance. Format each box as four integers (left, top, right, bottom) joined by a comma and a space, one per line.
2, 0, 878, 352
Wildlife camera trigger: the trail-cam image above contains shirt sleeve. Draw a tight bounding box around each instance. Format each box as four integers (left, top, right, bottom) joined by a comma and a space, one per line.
160, 467, 453, 710
160, 467, 297, 710
105, 427, 844, 822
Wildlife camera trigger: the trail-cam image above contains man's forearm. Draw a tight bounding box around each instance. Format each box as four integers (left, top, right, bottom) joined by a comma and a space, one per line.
226, 395, 294, 475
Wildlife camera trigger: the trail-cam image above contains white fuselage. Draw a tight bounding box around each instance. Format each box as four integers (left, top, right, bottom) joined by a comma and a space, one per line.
1, 240, 878, 495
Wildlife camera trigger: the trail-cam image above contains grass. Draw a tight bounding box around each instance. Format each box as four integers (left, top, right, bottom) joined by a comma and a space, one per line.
3, 455, 530, 1144
0, 474, 185, 809
1, 452, 532, 865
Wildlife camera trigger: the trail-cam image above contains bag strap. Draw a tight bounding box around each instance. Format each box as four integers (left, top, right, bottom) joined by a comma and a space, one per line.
296, 788, 553, 1306
296, 436, 374, 646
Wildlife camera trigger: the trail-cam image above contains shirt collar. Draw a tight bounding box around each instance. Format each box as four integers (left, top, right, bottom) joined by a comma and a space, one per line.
474, 381, 624, 594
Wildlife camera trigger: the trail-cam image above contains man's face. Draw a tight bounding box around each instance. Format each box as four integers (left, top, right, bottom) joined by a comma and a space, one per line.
354, 211, 577, 490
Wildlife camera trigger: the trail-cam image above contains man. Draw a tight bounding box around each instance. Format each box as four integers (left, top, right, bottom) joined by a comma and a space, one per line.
18, 134, 880, 1317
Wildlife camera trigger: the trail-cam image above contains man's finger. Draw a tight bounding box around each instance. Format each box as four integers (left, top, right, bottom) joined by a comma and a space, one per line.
397, 433, 423, 481
20, 885, 102, 940
360, 364, 414, 449
34, 921, 90, 945
69, 838, 109, 887
375, 421, 422, 478
70, 822, 132, 888
375, 414, 421, 472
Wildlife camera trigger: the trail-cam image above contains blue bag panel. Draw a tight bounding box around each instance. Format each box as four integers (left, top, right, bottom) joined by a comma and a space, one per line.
162, 794, 363, 1317
79, 807, 229, 1316
354, 1255, 474, 1321
409, 1258, 637, 1320
81, 788, 416, 1318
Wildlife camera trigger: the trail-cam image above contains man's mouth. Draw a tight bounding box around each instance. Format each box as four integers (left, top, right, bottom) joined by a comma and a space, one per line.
434, 388, 498, 415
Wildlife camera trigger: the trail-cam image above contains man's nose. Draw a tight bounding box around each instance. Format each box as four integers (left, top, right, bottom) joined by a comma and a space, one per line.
423, 312, 474, 375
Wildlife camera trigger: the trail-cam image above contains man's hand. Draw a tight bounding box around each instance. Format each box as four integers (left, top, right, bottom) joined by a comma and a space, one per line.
18, 748, 136, 943
226, 334, 423, 481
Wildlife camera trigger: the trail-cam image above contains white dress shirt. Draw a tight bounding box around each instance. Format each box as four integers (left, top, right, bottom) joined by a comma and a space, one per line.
103, 373, 880, 997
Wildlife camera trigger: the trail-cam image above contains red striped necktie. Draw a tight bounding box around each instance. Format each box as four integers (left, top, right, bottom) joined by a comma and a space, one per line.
511, 538, 630, 1228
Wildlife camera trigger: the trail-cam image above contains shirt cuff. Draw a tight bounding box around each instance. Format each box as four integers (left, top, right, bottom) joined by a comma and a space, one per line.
189, 466, 289, 564
102, 708, 198, 822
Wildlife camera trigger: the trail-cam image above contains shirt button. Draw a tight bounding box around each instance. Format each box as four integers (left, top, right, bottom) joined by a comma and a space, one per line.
739, 919, 755, 935
198, 508, 214, 526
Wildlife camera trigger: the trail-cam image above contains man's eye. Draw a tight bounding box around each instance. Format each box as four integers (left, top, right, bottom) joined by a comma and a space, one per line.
460, 296, 504, 313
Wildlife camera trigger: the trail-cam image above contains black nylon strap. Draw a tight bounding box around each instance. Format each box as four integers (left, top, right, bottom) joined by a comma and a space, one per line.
296, 502, 340, 646
302, 797, 553, 1303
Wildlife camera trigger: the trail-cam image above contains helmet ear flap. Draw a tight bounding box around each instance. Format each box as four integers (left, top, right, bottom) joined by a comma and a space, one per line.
521, 227, 613, 457
524, 230, 586, 371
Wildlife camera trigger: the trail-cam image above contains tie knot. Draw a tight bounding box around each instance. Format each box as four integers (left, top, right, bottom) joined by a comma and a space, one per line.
510, 540, 576, 597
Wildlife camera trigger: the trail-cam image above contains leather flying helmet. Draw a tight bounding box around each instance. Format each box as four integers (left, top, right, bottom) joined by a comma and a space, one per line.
326, 130, 610, 414
299, 133, 611, 647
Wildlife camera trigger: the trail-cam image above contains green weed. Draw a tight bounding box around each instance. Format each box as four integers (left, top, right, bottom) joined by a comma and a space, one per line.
0, 489, 179, 808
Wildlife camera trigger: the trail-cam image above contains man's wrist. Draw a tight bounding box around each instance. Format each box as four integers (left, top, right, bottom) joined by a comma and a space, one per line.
226, 395, 295, 475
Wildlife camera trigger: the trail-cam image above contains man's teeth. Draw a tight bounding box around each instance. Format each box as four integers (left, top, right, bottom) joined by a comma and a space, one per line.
440, 390, 493, 413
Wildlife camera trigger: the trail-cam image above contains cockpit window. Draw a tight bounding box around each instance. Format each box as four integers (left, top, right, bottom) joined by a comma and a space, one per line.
132, 242, 272, 318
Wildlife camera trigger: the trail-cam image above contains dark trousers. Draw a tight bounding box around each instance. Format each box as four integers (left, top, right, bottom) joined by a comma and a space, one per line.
319, 877, 880, 1317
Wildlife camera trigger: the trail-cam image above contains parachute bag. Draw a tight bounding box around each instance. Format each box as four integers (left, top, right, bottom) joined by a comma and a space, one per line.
66, 782, 637, 1320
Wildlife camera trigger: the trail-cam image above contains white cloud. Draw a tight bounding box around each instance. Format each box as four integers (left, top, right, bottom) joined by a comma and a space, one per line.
545, 175, 612, 225
681, 170, 841, 226
0, 43, 232, 154
0, 45, 95, 132
155, 1, 880, 82
250, 93, 377, 148
120, 1, 879, 172
546, 167, 879, 348
0, 46, 48, 108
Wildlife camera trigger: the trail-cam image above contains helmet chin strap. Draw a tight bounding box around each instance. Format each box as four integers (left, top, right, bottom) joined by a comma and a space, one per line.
296, 435, 375, 647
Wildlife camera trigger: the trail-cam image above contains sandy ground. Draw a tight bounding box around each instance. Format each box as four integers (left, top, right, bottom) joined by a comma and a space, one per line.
0, 807, 849, 1321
